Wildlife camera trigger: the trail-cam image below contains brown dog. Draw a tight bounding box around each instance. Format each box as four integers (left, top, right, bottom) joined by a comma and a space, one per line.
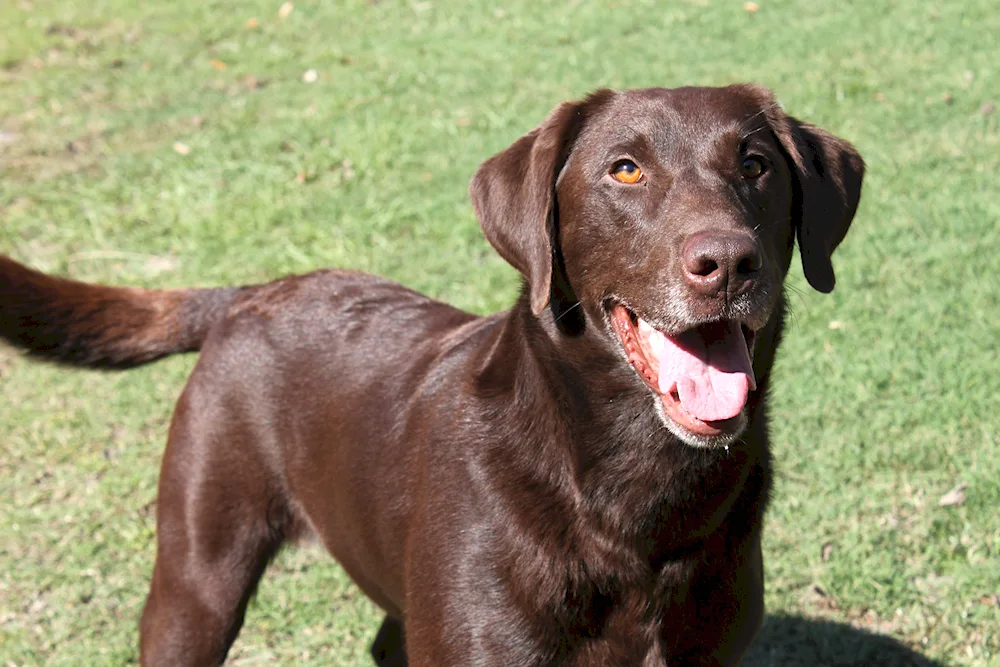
0, 84, 863, 666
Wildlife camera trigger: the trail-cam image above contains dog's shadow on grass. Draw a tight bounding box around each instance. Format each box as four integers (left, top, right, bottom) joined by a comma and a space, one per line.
744, 614, 948, 667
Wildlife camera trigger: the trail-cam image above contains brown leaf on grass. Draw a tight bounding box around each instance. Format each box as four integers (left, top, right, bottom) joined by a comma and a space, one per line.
245, 18, 260, 29
278, 2, 294, 18
853, 609, 883, 629
802, 584, 839, 611
210, 59, 228, 71
821, 542, 834, 562
938, 483, 968, 507
46, 23, 79, 37
981, 102, 996, 116
743, 2, 760, 12
240, 75, 268, 90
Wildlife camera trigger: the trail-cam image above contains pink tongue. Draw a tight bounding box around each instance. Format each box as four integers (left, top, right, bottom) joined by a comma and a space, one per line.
651, 321, 756, 422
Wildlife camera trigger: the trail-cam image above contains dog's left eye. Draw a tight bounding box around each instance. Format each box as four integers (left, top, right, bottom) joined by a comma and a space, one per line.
740, 156, 766, 179
610, 160, 644, 184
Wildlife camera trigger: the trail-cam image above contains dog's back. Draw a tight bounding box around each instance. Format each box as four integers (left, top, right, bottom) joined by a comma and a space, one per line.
0, 255, 480, 372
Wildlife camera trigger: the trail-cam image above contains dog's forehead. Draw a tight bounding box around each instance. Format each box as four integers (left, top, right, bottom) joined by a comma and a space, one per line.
579, 86, 772, 155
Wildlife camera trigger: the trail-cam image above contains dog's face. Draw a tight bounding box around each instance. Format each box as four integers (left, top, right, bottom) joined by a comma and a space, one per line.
471, 85, 864, 448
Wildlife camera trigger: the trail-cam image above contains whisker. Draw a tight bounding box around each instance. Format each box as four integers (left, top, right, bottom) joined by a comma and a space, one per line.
784, 283, 809, 327
553, 300, 583, 323
737, 102, 784, 138
737, 102, 782, 131
740, 125, 770, 140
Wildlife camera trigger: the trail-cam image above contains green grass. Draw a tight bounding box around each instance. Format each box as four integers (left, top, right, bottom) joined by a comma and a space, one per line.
1, 0, 997, 664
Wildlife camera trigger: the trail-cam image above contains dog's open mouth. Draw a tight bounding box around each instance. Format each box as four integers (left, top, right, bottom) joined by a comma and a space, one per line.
609, 304, 757, 439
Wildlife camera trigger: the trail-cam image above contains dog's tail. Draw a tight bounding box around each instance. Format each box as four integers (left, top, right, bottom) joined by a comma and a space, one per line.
0, 254, 251, 370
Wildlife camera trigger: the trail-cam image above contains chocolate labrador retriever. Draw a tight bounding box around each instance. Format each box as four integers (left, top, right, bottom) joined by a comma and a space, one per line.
0, 84, 863, 666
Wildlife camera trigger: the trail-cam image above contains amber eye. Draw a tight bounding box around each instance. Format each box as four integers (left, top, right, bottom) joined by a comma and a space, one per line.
740, 156, 765, 179
610, 159, 644, 184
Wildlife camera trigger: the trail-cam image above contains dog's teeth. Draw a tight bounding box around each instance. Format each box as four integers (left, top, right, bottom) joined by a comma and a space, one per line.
646, 327, 665, 357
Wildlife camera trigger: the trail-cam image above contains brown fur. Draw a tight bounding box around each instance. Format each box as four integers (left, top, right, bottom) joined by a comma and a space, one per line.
0, 85, 863, 666
0, 255, 247, 368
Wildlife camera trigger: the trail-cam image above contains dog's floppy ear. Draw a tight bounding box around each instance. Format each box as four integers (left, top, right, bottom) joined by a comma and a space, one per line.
470, 96, 600, 316
774, 117, 865, 293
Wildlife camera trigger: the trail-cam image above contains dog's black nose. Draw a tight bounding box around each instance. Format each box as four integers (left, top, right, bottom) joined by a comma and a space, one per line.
681, 232, 762, 297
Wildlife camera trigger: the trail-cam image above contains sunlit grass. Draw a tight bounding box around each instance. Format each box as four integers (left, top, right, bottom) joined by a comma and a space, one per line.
1, 0, 997, 664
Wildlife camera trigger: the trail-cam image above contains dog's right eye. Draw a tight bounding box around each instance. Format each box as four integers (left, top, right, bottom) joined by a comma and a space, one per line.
740, 156, 766, 179
610, 160, 644, 184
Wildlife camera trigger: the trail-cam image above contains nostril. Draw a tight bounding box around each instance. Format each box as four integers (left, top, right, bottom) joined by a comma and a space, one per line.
736, 253, 762, 276
688, 256, 719, 278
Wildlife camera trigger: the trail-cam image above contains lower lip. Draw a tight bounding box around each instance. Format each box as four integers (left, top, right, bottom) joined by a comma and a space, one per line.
661, 389, 743, 437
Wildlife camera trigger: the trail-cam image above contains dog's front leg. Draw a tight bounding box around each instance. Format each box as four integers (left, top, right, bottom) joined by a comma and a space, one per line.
659, 529, 765, 666
371, 615, 408, 666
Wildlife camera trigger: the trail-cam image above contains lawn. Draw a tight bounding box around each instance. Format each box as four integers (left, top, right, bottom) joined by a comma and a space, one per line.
1, 0, 997, 665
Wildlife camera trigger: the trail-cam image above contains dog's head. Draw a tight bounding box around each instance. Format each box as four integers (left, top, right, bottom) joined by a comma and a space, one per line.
470, 85, 864, 448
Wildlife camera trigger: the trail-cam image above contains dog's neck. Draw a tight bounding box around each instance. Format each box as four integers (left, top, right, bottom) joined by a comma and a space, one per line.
473, 289, 778, 568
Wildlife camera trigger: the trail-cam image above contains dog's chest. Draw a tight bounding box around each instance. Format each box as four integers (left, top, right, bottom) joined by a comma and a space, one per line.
491, 506, 739, 666
515, 584, 670, 667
